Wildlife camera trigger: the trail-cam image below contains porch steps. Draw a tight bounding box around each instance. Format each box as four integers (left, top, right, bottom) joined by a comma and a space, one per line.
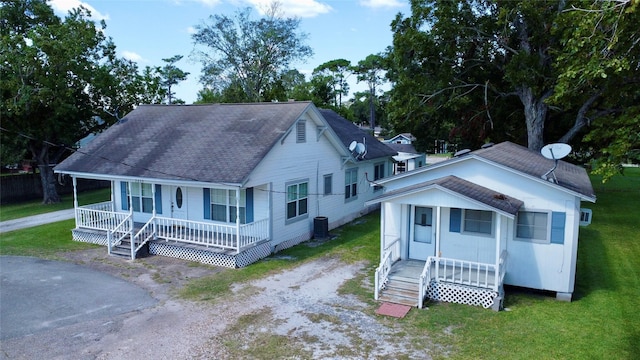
379, 275, 420, 307
110, 238, 133, 258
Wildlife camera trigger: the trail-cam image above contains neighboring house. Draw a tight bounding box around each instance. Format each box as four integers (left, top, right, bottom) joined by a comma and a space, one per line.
385, 142, 426, 174
366, 141, 595, 310
385, 133, 416, 145
54, 102, 396, 268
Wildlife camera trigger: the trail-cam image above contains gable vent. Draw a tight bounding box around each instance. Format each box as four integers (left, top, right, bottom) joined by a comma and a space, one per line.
296, 120, 306, 143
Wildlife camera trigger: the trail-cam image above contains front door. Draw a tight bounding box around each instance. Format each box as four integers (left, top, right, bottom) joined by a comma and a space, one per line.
171, 186, 188, 220
409, 206, 436, 260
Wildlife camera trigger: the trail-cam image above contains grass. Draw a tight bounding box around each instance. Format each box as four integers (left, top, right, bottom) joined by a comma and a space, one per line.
1, 169, 637, 359
0, 188, 110, 221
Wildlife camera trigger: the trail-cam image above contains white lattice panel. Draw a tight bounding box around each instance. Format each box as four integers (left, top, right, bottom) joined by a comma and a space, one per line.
426, 281, 498, 309
149, 242, 272, 268
72, 229, 108, 246
273, 231, 311, 253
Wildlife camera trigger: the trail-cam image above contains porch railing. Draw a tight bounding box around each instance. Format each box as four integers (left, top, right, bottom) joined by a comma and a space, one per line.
107, 214, 132, 256
374, 237, 401, 300
77, 202, 128, 231
419, 252, 508, 308
152, 217, 269, 252
132, 219, 156, 259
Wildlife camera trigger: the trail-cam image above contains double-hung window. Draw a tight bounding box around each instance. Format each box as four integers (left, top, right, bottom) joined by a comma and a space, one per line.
286, 180, 308, 221
323, 174, 332, 196
463, 210, 493, 235
516, 211, 549, 242
209, 189, 246, 224
345, 168, 358, 201
373, 162, 385, 191
130, 183, 153, 213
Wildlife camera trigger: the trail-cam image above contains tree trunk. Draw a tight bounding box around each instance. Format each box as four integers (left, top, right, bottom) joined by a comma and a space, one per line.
517, 86, 550, 151
39, 164, 61, 204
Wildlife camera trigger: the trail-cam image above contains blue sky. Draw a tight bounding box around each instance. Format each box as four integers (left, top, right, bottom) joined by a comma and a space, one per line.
50, 0, 409, 104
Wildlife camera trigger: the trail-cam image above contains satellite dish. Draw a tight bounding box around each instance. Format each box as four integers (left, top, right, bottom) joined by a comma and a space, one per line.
540, 143, 571, 183
541, 143, 571, 160
349, 141, 357, 152
355, 143, 366, 155
454, 149, 471, 157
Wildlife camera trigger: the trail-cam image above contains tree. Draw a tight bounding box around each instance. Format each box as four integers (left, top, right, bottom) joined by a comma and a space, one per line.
0, 0, 131, 203
158, 55, 189, 104
386, 0, 639, 166
352, 54, 387, 129
312, 59, 351, 107
191, 2, 313, 102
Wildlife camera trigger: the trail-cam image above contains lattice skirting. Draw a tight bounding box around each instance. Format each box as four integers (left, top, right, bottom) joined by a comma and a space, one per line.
72, 229, 108, 246
273, 231, 312, 253
426, 281, 499, 309
149, 241, 272, 268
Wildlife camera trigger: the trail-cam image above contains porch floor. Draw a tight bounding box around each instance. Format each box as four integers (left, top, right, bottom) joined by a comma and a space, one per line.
388, 260, 425, 282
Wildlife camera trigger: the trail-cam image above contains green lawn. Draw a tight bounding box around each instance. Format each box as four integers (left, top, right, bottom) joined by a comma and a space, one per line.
0, 188, 110, 222
1, 169, 637, 359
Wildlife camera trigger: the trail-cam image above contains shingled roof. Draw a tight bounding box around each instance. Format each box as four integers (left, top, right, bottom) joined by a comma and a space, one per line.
55, 102, 397, 185
369, 175, 524, 217
318, 109, 397, 160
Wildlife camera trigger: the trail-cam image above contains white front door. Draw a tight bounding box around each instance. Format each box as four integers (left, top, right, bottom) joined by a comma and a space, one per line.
171, 186, 188, 220
409, 206, 436, 260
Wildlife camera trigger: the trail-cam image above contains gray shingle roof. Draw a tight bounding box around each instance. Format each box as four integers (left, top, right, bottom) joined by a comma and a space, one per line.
318, 109, 397, 160
471, 142, 595, 200
371, 175, 524, 216
55, 102, 314, 184
386, 143, 418, 154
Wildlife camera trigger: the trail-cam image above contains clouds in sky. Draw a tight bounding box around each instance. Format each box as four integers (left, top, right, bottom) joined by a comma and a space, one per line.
122, 51, 145, 62
49, 0, 109, 20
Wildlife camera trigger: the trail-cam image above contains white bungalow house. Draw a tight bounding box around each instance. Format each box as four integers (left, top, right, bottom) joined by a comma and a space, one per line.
54, 102, 396, 268
385, 142, 426, 174
366, 142, 596, 310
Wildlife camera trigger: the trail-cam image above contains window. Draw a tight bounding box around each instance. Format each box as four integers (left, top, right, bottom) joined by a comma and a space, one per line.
516, 211, 549, 241
345, 168, 358, 201
296, 120, 306, 143
374, 162, 385, 191
121, 182, 162, 214
208, 189, 246, 224
324, 174, 332, 196
286, 181, 308, 221
463, 210, 493, 235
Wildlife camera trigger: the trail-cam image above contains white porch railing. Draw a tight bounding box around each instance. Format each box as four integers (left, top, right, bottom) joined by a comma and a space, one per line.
76, 202, 128, 231
107, 214, 133, 256
419, 250, 508, 308
374, 237, 401, 300
151, 217, 269, 253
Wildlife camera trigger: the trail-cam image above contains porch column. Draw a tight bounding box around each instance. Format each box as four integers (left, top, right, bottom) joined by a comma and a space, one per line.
236, 187, 241, 253
72, 176, 79, 229
380, 203, 386, 261
435, 206, 441, 257
495, 214, 502, 292
151, 183, 157, 236
110, 181, 115, 212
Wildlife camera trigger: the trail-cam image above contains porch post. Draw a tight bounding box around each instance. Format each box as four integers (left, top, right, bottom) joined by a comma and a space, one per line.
435, 206, 441, 257
495, 214, 502, 292
72, 176, 79, 229
380, 203, 386, 261
236, 187, 241, 253
151, 183, 157, 236
110, 181, 115, 212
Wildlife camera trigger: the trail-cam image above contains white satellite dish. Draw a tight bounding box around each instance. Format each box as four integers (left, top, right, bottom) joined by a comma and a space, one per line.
355, 143, 366, 156
349, 141, 357, 152
541, 143, 572, 160
540, 143, 571, 183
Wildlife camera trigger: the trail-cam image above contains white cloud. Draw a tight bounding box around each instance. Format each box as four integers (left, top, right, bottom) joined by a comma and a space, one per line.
359, 0, 406, 8
122, 51, 145, 62
49, 0, 110, 20
247, 0, 332, 18
186, 26, 198, 35
191, 0, 223, 7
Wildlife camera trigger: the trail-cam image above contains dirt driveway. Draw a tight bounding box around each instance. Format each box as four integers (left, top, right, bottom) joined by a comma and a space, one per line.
1, 248, 434, 359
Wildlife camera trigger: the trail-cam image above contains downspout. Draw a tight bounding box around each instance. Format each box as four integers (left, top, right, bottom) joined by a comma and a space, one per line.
495, 214, 502, 292
72, 176, 78, 229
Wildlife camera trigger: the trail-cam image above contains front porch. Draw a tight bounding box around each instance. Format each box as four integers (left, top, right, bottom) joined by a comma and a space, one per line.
72, 201, 272, 268
375, 249, 507, 310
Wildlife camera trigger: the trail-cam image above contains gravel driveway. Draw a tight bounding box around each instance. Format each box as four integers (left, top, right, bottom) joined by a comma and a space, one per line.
0, 248, 434, 359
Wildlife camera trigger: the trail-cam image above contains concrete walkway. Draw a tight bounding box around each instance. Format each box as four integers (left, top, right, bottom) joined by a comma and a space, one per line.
0, 208, 75, 234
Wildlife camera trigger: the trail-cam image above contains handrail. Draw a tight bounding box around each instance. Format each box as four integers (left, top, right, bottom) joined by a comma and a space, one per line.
498, 250, 508, 283
133, 217, 156, 256
107, 214, 132, 256
418, 256, 436, 308
375, 249, 393, 300
383, 237, 401, 251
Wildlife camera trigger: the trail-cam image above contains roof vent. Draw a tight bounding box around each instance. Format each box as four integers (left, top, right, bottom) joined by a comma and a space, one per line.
481, 142, 494, 149
454, 149, 471, 157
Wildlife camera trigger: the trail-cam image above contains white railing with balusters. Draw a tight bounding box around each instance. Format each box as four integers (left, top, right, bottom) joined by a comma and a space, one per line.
76, 203, 128, 232
107, 214, 132, 256
132, 218, 156, 258
374, 237, 401, 300
152, 217, 269, 252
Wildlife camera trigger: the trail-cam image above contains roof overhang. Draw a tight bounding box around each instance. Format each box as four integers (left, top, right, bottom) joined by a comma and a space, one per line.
54, 170, 243, 189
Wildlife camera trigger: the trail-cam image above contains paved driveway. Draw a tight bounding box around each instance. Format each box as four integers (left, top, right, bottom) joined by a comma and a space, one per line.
0, 256, 157, 340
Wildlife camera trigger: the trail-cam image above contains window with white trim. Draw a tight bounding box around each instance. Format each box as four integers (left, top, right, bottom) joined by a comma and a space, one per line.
516, 211, 549, 242
323, 174, 332, 195
209, 189, 246, 224
373, 162, 385, 191
286, 180, 308, 221
345, 168, 358, 201
463, 209, 493, 235
129, 183, 153, 213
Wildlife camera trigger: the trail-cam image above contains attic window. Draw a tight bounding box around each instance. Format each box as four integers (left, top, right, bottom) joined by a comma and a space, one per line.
297, 120, 306, 143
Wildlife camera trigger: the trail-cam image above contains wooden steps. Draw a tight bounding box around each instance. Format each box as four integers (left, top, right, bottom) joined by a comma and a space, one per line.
378, 274, 420, 307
